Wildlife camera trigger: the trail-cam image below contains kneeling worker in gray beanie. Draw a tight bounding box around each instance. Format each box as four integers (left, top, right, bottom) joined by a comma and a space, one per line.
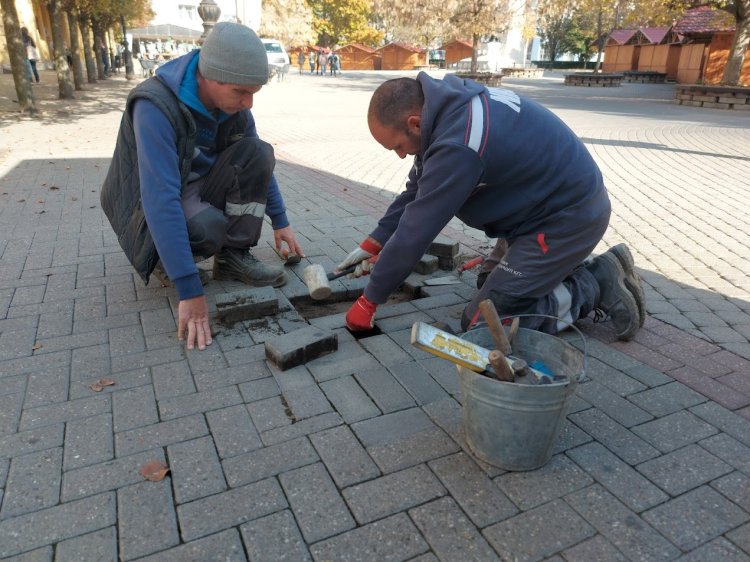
101, 22, 304, 351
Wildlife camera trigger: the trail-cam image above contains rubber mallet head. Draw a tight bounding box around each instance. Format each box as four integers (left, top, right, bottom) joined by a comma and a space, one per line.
303, 264, 332, 300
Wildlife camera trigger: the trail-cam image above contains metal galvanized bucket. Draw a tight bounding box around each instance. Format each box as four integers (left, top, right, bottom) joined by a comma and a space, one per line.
458, 321, 585, 471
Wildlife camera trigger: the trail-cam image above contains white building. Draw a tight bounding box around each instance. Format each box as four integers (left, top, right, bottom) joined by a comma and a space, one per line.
148, 1, 262, 32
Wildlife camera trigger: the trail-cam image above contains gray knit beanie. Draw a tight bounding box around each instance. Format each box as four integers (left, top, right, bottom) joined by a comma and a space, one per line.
198, 22, 269, 85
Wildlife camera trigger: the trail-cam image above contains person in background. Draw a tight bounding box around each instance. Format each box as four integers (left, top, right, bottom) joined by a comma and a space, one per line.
308, 50, 316, 74
21, 27, 40, 83
297, 51, 305, 75
318, 50, 327, 75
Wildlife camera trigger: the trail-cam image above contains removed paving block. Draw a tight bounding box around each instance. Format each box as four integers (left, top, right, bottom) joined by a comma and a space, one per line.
427, 236, 459, 258
414, 254, 439, 275
265, 325, 338, 370
215, 286, 279, 324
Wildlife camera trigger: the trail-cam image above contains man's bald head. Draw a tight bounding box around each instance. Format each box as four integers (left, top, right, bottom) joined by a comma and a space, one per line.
368, 78, 424, 131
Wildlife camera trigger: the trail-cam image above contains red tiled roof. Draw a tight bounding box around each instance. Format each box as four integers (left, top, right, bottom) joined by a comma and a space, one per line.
378, 42, 425, 53
673, 5, 735, 34
440, 39, 472, 49
340, 43, 376, 53
639, 27, 670, 44
609, 29, 637, 45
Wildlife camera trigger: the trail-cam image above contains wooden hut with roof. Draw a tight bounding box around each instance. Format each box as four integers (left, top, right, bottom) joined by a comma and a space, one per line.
378, 42, 426, 70
441, 39, 473, 67
337, 43, 378, 70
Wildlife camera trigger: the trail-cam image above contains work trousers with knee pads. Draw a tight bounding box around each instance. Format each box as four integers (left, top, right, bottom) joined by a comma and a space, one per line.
181, 137, 275, 258
461, 209, 609, 334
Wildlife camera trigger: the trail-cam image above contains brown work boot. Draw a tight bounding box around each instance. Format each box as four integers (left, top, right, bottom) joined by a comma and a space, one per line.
213, 247, 287, 287
586, 251, 640, 341
608, 244, 645, 327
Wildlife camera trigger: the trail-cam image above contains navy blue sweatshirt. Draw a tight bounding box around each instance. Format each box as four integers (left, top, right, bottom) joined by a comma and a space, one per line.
132, 50, 288, 301
364, 72, 607, 304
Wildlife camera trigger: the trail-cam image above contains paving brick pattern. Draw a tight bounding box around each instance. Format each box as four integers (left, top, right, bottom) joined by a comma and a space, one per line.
0, 70, 748, 559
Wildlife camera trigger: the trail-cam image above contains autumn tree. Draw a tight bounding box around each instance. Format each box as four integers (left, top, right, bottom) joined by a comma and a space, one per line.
259, 0, 316, 48
0, 0, 36, 114
308, 0, 383, 47
451, 0, 512, 73
371, 0, 454, 51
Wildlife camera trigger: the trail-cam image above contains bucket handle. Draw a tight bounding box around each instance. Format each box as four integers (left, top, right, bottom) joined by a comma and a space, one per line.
496, 313, 589, 383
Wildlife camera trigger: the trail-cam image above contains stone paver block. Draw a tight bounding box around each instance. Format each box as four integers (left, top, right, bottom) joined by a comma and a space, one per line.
387, 361, 450, 405
205, 404, 263, 458
496, 455, 593, 511
0, 493, 115, 559
240, 510, 311, 562
565, 484, 680, 561
576, 380, 653, 427
643, 486, 749, 550
309, 513, 428, 562
135, 528, 246, 562
167, 436, 227, 504
628, 381, 707, 417
409, 497, 499, 561
259, 411, 343, 447
1, 447, 62, 519
483, 499, 595, 562
114, 415, 208, 457
63, 412, 114, 471
562, 535, 628, 561
358, 334, 413, 367
674, 537, 750, 562
158, 386, 243, 420
414, 254, 439, 275
426, 237, 458, 258
264, 325, 337, 370
632, 410, 718, 452
343, 464, 445, 525
308, 425, 380, 488
112, 385, 158, 432
691, 402, 750, 448
177, 479, 287, 542
712, 471, 750, 512
215, 286, 279, 324
55, 527, 117, 562
566, 442, 668, 512
222, 435, 318, 487
117, 480, 179, 561
279, 463, 355, 543
19, 395, 111, 430
636, 444, 733, 496
354, 367, 416, 413
320, 375, 381, 424
150, 360, 197, 399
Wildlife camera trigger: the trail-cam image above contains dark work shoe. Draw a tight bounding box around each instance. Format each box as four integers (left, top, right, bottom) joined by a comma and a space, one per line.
213, 247, 287, 287
608, 244, 645, 327
153, 262, 210, 287
586, 252, 640, 341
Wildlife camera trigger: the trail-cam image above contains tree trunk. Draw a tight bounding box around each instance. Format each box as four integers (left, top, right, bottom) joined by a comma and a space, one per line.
92, 21, 106, 80
721, 2, 749, 86
120, 14, 135, 80
67, 11, 85, 90
470, 33, 479, 74
594, 8, 604, 73
79, 17, 97, 83
48, 0, 74, 99
0, 0, 36, 114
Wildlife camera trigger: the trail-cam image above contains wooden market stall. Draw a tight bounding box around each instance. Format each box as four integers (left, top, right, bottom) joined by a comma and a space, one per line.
337, 43, 378, 71
441, 39, 473, 67
377, 42, 426, 70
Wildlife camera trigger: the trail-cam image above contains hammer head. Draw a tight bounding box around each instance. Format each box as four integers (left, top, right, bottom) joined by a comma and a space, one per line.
303, 264, 332, 301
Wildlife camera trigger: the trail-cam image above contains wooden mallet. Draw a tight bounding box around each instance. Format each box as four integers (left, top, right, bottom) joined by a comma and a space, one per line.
303, 263, 357, 300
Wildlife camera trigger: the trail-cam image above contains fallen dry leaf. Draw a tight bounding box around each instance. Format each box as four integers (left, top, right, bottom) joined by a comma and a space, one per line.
98, 378, 116, 387
139, 460, 170, 482
32, 342, 42, 351
89, 378, 116, 392
49, 186, 59, 191
37, 199, 44, 203
90, 383, 103, 392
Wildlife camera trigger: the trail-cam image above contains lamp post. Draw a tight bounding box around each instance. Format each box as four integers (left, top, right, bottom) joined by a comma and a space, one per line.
120, 14, 135, 80
197, 0, 222, 43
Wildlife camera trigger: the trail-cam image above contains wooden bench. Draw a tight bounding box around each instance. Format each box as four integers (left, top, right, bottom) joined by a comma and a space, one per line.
564, 73, 623, 87
622, 71, 667, 83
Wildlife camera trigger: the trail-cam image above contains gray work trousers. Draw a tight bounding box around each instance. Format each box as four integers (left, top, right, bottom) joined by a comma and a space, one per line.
182, 137, 275, 258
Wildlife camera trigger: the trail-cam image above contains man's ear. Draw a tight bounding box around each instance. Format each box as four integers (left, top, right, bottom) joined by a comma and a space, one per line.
406, 114, 421, 133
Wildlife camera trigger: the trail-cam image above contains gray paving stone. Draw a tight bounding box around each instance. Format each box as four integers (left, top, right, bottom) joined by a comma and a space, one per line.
387, 361, 450, 405
628, 381, 708, 417
565, 484, 680, 562
158, 386, 243, 420
358, 334, 413, 366
309, 513, 428, 562
0, 492, 115, 558
240, 510, 310, 562
108, 324, 146, 356
150, 360, 196, 399
239, 376, 280, 402
419, 356, 461, 396
674, 537, 750, 562
637, 443, 733, 496
23, 365, 69, 408
409, 496, 499, 561
194, 361, 270, 390
0, 392, 22, 435
61, 449, 166, 502
727, 522, 750, 554
496, 454, 593, 511
19, 395, 111, 430
54, 527, 117, 562
566, 442, 668, 512
343, 464, 445, 525
690, 401, 750, 448
114, 414, 208, 457
712, 471, 750, 512
177, 479, 287, 542
110, 346, 185, 374
483, 498, 595, 562
320, 375, 381, 424
247, 395, 293, 432
222, 435, 318, 487
569, 408, 661, 465
585, 356, 647, 396
134, 528, 246, 562
265, 325, 337, 370
69, 368, 150, 400
1, 447, 62, 518
309, 425, 380, 488
552, 419, 594, 454
351, 407, 433, 448
643, 486, 749, 550
1, 546, 52, 562
280, 462, 355, 543
576, 380, 653, 428
306, 341, 382, 382
0, 424, 63, 459
632, 410, 718, 452
205, 404, 263, 459
117, 480, 179, 561
354, 366, 416, 413
281, 384, 333, 421
561, 534, 628, 561
167, 436, 226, 504
259, 411, 343, 447
112, 385, 158, 432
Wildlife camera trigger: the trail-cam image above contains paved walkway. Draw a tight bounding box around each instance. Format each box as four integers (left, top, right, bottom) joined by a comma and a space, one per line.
0, 69, 749, 561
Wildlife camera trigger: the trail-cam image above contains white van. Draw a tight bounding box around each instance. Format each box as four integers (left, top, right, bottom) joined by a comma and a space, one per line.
260, 38, 290, 76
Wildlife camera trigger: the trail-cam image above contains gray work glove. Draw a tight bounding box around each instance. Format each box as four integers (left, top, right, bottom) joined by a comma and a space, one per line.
336, 237, 382, 278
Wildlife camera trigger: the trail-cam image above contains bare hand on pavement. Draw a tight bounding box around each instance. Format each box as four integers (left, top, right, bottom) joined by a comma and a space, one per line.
178, 296, 212, 351
274, 226, 305, 258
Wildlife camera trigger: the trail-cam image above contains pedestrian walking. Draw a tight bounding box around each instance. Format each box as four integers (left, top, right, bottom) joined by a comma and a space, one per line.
100, 22, 305, 351
308, 50, 316, 74
338, 75, 645, 341
318, 51, 327, 75
21, 27, 40, 83
297, 51, 305, 74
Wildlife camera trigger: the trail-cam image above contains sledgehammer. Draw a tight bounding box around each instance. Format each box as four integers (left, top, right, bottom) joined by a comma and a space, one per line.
303, 263, 357, 300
